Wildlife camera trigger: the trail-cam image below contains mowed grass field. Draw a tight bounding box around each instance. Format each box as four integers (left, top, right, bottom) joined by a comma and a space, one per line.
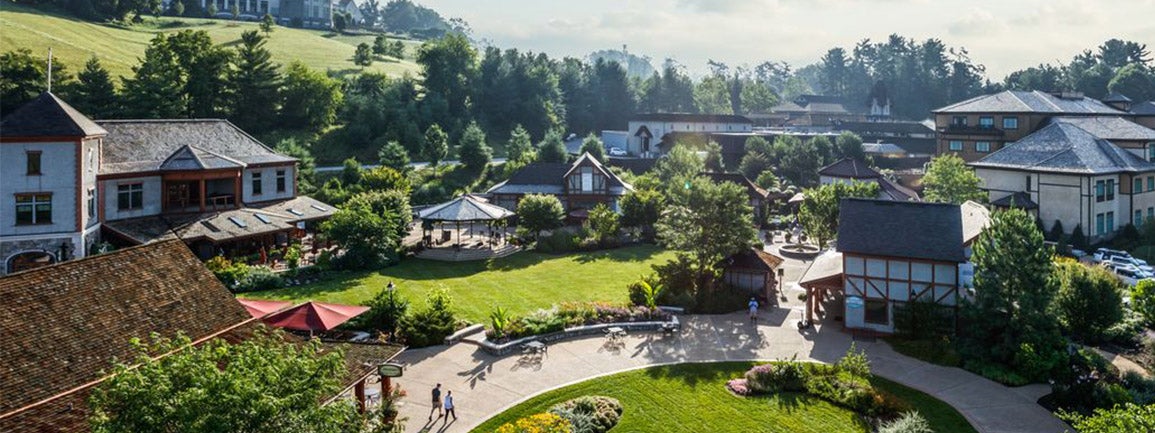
244, 245, 676, 322
470, 362, 977, 433
0, 3, 422, 79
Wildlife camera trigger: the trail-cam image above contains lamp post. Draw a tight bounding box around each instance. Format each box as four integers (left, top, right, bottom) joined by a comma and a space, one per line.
58, 241, 72, 262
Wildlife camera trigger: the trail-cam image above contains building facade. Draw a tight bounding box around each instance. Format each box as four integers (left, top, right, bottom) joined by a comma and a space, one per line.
625, 113, 752, 158
486, 153, 633, 215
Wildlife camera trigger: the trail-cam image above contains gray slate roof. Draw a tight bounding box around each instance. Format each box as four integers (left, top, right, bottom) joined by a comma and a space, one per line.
487, 154, 631, 195
159, 145, 247, 171
417, 196, 514, 222
878, 178, 920, 202
1048, 116, 1155, 141
934, 90, 1124, 114
96, 119, 295, 175
1132, 101, 1155, 116
0, 92, 107, 138
837, 198, 966, 263
1104, 92, 1132, 103
103, 196, 334, 244
819, 158, 881, 179
970, 122, 1155, 175
990, 191, 1038, 209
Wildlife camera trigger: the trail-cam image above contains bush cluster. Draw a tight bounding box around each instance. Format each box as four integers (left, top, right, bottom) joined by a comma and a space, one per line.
547, 396, 623, 433
204, 256, 286, 293
485, 302, 670, 341
396, 289, 458, 347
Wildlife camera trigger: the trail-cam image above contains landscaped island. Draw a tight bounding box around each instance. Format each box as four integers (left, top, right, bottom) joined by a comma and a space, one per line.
471, 362, 976, 433
244, 245, 674, 322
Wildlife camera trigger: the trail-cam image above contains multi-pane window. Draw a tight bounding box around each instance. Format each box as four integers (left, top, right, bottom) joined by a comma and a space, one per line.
952, 116, 967, 126
1136, 178, 1144, 193
26, 151, 41, 175
976, 141, 991, 152
1003, 117, 1019, 129
1136, 210, 1143, 227
1096, 180, 1106, 202
15, 194, 52, 225
1107, 180, 1116, 201
949, 141, 963, 151
979, 116, 994, 129
87, 188, 96, 218
864, 299, 889, 325
1148, 145, 1155, 162
117, 183, 143, 210
1097, 213, 1105, 235
1107, 212, 1115, 233
276, 170, 287, 193
1148, 176, 1153, 191
252, 172, 263, 195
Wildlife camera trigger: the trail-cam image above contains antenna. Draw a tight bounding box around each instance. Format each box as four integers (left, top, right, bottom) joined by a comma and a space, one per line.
47, 48, 53, 93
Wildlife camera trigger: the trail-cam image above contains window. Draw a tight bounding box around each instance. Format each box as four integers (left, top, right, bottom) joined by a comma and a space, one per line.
88, 148, 96, 173
976, 141, 991, 153
864, 299, 889, 325
1003, 117, 1019, 129
26, 151, 41, 175
87, 188, 96, 218
276, 170, 287, 193
979, 116, 994, 129
1107, 212, 1115, 233
15, 194, 52, 225
952, 116, 967, 126
1148, 176, 1153, 191
1148, 144, 1155, 162
1137, 210, 1143, 227
117, 183, 143, 210
1149, 207, 1153, 221
1097, 213, 1105, 235
1136, 178, 1144, 194
1096, 180, 1105, 202
949, 141, 963, 151
1107, 179, 1116, 201
1026, 175, 1032, 192
252, 172, 263, 195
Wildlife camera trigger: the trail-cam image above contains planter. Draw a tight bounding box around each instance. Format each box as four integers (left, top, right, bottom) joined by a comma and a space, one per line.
468, 317, 681, 356
778, 243, 822, 259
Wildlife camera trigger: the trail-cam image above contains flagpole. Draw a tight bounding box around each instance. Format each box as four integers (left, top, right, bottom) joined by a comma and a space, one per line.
47, 48, 53, 93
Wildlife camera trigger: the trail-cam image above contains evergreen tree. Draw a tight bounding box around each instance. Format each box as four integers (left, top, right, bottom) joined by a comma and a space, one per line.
1, 48, 72, 117
354, 43, 374, 67
506, 124, 535, 163
122, 34, 185, 118
457, 121, 492, 170
536, 129, 568, 163
69, 57, 119, 118
260, 13, 275, 34
206, 2, 217, 17
423, 124, 449, 168
279, 62, 342, 132
228, 30, 280, 134
274, 138, 315, 192
922, 154, 986, 204
378, 141, 411, 173
579, 133, 606, 162
703, 141, 724, 172
172, 0, 184, 16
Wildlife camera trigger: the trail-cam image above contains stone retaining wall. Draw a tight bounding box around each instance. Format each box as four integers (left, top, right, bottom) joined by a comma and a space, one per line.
467, 317, 681, 356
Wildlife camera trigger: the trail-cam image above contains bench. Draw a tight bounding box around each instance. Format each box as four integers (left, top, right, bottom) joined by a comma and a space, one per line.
660, 316, 680, 337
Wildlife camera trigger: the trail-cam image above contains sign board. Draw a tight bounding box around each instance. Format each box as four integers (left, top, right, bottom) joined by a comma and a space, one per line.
846, 296, 864, 309
377, 363, 404, 378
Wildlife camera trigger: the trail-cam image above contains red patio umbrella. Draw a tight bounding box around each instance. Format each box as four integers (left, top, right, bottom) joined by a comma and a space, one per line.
237, 299, 294, 319
261, 301, 370, 332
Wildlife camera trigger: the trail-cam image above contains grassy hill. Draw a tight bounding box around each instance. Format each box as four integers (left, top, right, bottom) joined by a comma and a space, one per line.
0, 3, 422, 79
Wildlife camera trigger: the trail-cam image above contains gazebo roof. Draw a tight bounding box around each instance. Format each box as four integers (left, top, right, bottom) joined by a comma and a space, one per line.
418, 195, 515, 222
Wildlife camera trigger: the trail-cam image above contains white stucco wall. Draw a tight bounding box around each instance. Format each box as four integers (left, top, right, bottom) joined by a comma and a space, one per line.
626, 120, 752, 157
243, 165, 295, 203
101, 176, 163, 221
0, 141, 79, 236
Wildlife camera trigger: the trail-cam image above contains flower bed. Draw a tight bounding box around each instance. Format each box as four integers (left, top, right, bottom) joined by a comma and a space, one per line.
497, 395, 623, 433
487, 302, 671, 342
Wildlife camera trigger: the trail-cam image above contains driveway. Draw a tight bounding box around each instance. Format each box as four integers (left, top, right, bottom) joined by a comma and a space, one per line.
390, 309, 1070, 433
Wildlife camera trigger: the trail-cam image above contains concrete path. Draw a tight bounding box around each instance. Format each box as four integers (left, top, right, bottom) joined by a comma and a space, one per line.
390, 310, 1071, 433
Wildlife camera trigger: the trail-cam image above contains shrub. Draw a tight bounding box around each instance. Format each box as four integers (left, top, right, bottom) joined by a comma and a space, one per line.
489, 306, 513, 339
356, 286, 409, 337
745, 360, 806, 393
1133, 279, 1155, 326
496, 413, 571, 433
520, 308, 566, 336
964, 360, 1030, 387
536, 229, 579, 254
397, 289, 456, 347
233, 266, 284, 292
838, 342, 871, 377
1059, 403, 1155, 433
548, 396, 622, 433
726, 378, 750, 396
879, 411, 934, 433
205, 256, 249, 288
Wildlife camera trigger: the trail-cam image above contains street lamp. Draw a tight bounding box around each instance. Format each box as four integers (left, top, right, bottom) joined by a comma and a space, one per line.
58, 242, 72, 262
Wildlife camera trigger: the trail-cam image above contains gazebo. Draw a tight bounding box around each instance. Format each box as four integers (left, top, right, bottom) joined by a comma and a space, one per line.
417, 195, 515, 247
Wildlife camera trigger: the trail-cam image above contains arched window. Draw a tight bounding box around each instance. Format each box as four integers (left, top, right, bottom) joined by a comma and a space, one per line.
6, 251, 55, 274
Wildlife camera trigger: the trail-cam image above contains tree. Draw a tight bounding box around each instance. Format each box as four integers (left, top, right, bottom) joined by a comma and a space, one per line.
389, 40, 405, 59
739, 152, 771, 180
1070, 224, 1088, 250
797, 181, 880, 248
1, 48, 73, 117
1108, 63, 1155, 101
1054, 260, 1123, 344
359, 167, 412, 194
322, 206, 399, 269
1059, 402, 1155, 433
229, 2, 239, 19
378, 141, 411, 173
260, 13, 275, 34
656, 177, 756, 289
69, 56, 119, 118
777, 135, 824, 187
922, 154, 985, 204
358, 286, 409, 340
279, 62, 342, 133
346, 188, 412, 243
653, 145, 704, 185
417, 33, 476, 122
703, 141, 724, 173
1132, 279, 1155, 326
961, 208, 1065, 383
341, 157, 363, 185
172, 0, 184, 16
457, 121, 492, 170
274, 139, 315, 192
88, 330, 367, 433
620, 189, 663, 232
579, 133, 606, 162
125, 30, 231, 119
536, 130, 568, 163
585, 203, 620, 243
398, 288, 458, 347
372, 35, 389, 55
121, 34, 185, 118
756, 171, 780, 192
354, 42, 374, 67
517, 194, 565, 240
834, 132, 866, 161
506, 124, 535, 163
228, 30, 280, 134
206, 2, 217, 16
422, 124, 449, 168
333, 12, 348, 32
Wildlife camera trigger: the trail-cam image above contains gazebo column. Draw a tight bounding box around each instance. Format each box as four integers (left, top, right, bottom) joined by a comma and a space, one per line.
354, 380, 366, 413
805, 286, 815, 323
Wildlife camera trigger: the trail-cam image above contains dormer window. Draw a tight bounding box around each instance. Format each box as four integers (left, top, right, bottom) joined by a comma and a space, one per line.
568, 166, 606, 193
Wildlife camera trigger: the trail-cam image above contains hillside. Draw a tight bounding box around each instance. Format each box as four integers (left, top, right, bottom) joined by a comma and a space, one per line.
0, 3, 423, 80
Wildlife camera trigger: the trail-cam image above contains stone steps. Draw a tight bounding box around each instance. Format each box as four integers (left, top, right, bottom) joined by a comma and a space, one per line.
416, 244, 521, 262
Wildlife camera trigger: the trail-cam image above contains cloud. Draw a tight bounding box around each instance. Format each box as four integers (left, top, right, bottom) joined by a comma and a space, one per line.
675, 0, 780, 13
947, 9, 1007, 36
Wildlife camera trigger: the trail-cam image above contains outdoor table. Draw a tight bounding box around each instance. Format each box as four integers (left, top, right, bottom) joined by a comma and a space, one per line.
523, 340, 546, 355
605, 327, 627, 341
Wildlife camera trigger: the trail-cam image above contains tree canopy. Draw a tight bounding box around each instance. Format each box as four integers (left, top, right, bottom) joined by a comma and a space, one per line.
656, 177, 756, 288
922, 154, 986, 205
797, 181, 880, 248
516, 194, 565, 239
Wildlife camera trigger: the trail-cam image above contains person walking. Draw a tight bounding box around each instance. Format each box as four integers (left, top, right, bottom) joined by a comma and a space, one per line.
748, 297, 759, 324
429, 383, 442, 420
443, 390, 457, 421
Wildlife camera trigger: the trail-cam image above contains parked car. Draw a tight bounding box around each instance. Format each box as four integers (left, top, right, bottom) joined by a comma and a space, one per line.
1109, 256, 1154, 273
608, 147, 627, 157
1093, 248, 1131, 263
1114, 266, 1147, 286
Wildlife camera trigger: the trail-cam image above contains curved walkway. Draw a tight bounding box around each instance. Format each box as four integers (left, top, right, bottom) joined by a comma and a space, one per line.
392, 310, 1070, 433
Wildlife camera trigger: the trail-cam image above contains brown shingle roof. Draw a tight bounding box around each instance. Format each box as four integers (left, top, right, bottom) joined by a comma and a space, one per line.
723, 248, 784, 272
0, 240, 251, 418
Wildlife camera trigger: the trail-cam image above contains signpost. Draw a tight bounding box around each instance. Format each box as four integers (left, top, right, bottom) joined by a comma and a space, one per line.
377, 362, 404, 402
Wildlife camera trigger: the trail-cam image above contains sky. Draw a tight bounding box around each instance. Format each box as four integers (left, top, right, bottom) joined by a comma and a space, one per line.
418, 0, 1155, 80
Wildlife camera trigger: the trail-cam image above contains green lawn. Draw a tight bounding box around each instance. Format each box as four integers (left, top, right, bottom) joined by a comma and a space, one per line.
470, 363, 977, 433
244, 245, 675, 322
0, 3, 421, 79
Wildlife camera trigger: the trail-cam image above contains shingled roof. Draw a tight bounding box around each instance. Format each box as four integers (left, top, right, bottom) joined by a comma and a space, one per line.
970, 122, 1155, 175
0, 240, 252, 422
837, 198, 966, 263
0, 92, 107, 138
1047, 116, 1155, 142
96, 119, 295, 175
632, 113, 752, 123
819, 158, 882, 179
702, 172, 769, 199
934, 90, 1124, 114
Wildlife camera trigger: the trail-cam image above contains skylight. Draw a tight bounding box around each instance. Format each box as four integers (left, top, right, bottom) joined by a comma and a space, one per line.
287, 208, 305, 216
254, 213, 271, 224
228, 216, 247, 228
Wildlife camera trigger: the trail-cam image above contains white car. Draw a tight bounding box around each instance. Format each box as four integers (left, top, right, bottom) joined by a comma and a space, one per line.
608, 147, 627, 157
1108, 256, 1154, 273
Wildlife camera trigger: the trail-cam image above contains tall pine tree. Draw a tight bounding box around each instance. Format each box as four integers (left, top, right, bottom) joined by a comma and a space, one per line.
228, 30, 280, 134
69, 57, 119, 119
122, 34, 185, 118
